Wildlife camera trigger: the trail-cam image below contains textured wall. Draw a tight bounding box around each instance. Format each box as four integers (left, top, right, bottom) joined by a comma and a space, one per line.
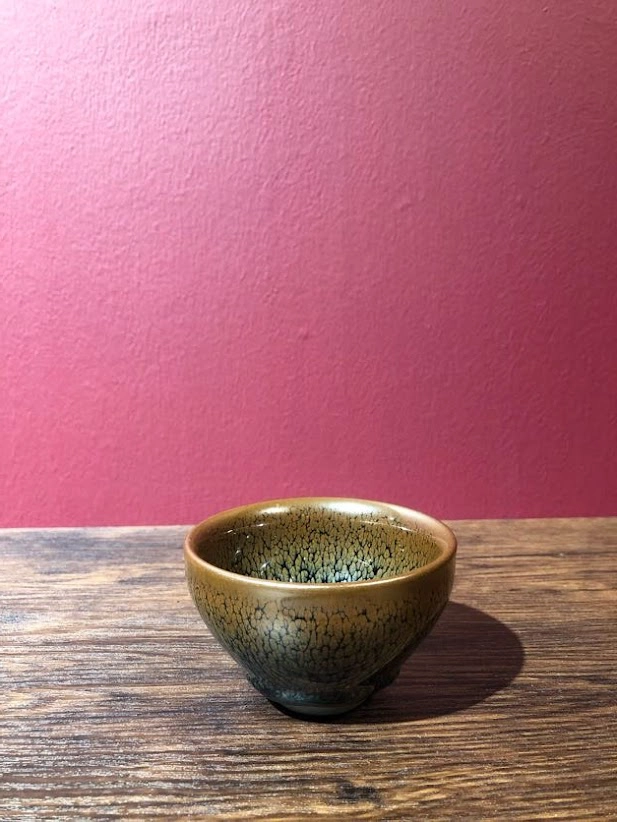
2, 0, 616, 526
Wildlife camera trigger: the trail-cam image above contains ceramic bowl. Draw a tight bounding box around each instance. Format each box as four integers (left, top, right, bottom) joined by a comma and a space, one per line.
184, 498, 456, 716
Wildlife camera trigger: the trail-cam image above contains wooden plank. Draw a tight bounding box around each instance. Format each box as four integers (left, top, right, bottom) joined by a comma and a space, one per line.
1, 519, 616, 819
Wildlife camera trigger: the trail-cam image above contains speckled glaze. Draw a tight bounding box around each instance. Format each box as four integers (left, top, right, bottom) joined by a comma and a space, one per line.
184, 498, 456, 716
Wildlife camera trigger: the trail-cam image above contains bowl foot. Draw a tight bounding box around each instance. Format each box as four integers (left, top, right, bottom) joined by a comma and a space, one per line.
272, 695, 369, 717
246, 673, 374, 717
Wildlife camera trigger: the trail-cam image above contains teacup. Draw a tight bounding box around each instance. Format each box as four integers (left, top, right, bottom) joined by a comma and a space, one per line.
184, 498, 456, 716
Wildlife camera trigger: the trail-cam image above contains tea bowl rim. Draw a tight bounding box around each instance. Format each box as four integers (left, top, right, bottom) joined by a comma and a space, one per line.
183, 497, 457, 593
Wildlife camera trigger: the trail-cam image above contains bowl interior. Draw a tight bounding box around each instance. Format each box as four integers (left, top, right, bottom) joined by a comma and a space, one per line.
189, 500, 448, 583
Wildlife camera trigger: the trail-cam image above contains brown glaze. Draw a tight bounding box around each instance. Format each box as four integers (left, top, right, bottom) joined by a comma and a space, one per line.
184, 498, 456, 715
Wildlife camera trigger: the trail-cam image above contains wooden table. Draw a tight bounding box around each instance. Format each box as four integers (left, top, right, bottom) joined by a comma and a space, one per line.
2, 519, 615, 819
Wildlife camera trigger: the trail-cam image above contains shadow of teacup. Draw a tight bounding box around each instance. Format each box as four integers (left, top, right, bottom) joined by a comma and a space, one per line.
352, 601, 524, 722
273, 602, 524, 723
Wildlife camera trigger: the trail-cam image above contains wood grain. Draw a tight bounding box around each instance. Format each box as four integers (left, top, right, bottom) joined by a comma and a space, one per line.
1, 519, 616, 820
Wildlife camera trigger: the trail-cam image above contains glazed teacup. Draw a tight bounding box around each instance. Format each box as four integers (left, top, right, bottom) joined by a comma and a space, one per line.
184, 498, 456, 716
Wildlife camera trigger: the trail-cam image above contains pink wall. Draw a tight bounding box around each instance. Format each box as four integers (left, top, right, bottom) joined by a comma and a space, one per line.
2, 1, 616, 527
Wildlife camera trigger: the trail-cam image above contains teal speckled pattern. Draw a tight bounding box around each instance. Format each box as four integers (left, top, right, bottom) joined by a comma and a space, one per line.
185, 499, 456, 716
